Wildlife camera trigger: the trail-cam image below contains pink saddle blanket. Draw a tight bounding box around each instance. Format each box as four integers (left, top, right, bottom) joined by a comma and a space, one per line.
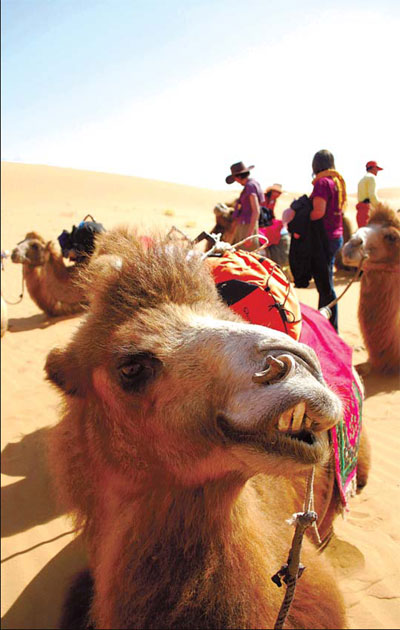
300, 303, 363, 507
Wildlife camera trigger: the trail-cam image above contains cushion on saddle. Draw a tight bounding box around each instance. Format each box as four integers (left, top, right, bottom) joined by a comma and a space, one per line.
206, 249, 302, 340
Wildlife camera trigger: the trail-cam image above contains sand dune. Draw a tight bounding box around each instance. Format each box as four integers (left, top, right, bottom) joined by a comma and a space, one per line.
1, 162, 399, 629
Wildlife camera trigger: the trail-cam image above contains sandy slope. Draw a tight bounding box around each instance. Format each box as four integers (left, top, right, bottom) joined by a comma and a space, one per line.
1, 162, 399, 629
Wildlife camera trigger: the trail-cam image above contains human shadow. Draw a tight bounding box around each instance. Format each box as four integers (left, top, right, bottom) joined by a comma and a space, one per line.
1, 535, 88, 630
1, 426, 64, 538
7, 311, 82, 333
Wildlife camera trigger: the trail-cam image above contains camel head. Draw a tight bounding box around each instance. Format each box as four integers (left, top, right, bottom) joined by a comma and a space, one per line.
11, 232, 51, 266
342, 203, 400, 268
45, 227, 342, 486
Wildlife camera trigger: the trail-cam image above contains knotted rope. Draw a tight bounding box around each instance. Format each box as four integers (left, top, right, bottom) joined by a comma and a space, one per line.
1, 251, 25, 305
272, 466, 320, 630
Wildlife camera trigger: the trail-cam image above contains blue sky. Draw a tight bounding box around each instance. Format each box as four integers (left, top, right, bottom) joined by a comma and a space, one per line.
2, 0, 399, 193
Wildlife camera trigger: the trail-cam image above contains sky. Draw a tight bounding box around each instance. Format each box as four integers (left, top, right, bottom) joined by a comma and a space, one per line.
1, 0, 399, 194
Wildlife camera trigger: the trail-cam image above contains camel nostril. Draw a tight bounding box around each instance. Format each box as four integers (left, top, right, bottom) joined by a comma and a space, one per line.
252, 354, 295, 385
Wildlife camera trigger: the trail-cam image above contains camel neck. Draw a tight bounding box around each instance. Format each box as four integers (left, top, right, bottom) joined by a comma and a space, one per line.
91, 475, 282, 629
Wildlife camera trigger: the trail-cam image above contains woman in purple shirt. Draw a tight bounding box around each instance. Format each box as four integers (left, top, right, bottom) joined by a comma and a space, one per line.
310, 149, 347, 331
225, 161, 265, 251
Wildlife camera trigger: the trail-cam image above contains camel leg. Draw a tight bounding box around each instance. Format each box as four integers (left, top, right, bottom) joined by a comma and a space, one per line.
356, 425, 371, 493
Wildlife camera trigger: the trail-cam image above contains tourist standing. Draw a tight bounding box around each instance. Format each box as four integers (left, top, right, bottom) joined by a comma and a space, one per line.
225, 162, 265, 251
310, 149, 347, 332
356, 160, 383, 227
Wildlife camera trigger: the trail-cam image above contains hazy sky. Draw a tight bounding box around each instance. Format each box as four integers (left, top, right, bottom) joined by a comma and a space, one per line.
2, 0, 399, 193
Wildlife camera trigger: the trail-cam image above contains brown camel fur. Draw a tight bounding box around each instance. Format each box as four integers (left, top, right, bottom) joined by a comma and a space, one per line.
11, 232, 86, 317
342, 203, 400, 373
46, 227, 348, 629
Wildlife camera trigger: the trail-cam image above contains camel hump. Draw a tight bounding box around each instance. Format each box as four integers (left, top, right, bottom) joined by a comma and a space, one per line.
368, 203, 400, 229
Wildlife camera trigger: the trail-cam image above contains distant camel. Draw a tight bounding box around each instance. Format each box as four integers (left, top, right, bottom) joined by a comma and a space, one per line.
11, 232, 85, 317
47, 227, 349, 629
334, 214, 354, 271
342, 203, 400, 373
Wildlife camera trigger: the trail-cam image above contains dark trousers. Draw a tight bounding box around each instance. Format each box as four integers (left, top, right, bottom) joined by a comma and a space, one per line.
315, 236, 343, 332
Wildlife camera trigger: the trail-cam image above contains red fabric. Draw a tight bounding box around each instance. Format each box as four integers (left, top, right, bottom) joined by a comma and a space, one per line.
259, 218, 283, 246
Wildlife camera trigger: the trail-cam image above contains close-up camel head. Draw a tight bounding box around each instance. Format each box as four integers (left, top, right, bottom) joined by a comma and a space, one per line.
342, 203, 400, 267
11, 232, 51, 266
46, 227, 342, 486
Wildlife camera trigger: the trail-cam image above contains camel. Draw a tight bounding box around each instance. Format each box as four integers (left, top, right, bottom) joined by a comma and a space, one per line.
11, 232, 86, 317
342, 203, 400, 374
334, 214, 354, 271
46, 227, 349, 629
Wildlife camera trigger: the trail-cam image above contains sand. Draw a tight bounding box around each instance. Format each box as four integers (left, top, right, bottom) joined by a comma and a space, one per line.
1, 162, 399, 629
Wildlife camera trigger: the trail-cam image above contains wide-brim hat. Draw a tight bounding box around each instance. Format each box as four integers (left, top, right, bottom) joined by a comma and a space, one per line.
265, 183, 283, 195
366, 160, 383, 171
225, 161, 254, 184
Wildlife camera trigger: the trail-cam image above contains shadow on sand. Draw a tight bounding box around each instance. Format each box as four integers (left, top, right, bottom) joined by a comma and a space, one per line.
1, 427, 63, 537
1, 536, 87, 630
356, 364, 400, 399
7, 312, 82, 333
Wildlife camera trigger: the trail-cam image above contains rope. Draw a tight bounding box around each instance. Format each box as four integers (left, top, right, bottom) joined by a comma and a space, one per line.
2, 263, 25, 305
319, 254, 366, 319
272, 467, 319, 630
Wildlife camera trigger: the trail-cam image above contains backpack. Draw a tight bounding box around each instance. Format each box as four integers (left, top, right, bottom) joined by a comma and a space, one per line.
206, 249, 302, 340
58, 216, 105, 262
258, 206, 274, 228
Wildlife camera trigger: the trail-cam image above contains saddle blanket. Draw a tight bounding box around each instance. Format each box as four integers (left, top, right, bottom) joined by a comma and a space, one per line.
300, 303, 363, 508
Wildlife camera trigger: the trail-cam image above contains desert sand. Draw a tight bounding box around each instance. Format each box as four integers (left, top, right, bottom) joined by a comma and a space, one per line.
1, 162, 399, 629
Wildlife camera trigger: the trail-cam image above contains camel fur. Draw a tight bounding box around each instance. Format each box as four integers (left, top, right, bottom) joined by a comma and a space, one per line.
46, 227, 348, 629
11, 232, 86, 317
342, 203, 400, 373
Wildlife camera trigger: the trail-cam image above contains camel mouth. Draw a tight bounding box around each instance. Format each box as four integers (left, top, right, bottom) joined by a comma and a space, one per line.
216, 412, 329, 465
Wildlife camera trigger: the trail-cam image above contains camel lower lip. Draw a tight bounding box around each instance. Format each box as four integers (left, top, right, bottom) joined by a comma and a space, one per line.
249, 431, 327, 464
216, 415, 328, 464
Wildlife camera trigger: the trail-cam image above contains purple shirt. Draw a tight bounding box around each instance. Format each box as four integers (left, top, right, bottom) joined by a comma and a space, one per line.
310, 177, 343, 239
231, 178, 265, 224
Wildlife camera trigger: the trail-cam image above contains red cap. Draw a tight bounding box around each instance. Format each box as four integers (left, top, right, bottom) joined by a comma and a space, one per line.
366, 160, 383, 171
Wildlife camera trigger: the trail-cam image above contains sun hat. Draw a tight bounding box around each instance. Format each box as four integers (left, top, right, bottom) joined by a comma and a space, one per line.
366, 160, 383, 171
225, 162, 254, 184
265, 183, 283, 195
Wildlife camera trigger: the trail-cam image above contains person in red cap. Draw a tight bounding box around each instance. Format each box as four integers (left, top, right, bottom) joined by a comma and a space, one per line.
356, 160, 383, 227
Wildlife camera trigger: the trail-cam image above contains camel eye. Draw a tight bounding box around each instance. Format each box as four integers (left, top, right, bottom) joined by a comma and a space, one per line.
384, 231, 398, 243
117, 353, 162, 392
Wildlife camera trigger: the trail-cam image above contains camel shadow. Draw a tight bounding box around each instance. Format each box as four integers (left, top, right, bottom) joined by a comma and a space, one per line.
1, 426, 64, 538
357, 365, 400, 398
1, 536, 87, 630
7, 312, 82, 333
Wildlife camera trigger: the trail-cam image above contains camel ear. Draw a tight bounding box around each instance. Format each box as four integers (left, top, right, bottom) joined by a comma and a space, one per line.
45, 347, 86, 397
